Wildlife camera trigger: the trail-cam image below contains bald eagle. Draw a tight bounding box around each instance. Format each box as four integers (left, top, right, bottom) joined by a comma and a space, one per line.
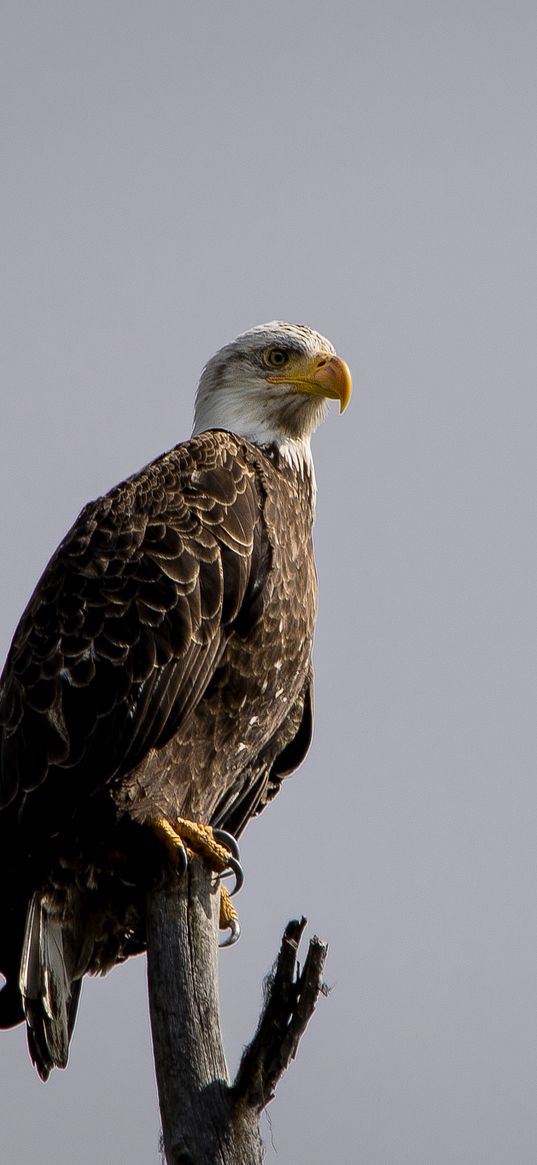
0, 322, 351, 1079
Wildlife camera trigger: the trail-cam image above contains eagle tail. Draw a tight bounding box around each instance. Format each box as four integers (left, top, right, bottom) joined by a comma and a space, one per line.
19, 893, 81, 1081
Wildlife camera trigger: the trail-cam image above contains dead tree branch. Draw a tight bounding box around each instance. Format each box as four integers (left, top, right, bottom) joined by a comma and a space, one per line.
146, 859, 328, 1165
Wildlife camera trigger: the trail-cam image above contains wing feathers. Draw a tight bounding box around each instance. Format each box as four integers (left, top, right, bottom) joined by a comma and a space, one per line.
0, 433, 267, 811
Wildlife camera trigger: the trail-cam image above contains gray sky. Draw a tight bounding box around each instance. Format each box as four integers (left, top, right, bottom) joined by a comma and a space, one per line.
1, 2, 536, 1161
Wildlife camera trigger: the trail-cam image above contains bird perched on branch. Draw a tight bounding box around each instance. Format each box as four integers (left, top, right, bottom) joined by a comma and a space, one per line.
0, 321, 351, 1079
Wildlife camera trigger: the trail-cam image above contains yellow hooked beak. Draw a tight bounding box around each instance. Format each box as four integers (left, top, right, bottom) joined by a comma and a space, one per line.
266, 353, 352, 414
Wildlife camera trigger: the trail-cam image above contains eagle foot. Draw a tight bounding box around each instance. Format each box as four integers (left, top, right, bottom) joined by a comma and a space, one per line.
150, 815, 243, 900
219, 885, 241, 947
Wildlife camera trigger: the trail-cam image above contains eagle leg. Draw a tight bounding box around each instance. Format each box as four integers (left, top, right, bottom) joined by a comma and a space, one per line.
149, 817, 243, 942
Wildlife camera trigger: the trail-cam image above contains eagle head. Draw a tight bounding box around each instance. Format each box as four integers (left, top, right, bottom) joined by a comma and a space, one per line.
192, 322, 352, 452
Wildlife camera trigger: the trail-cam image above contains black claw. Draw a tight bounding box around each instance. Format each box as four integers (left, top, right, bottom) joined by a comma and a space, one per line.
213, 828, 240, 861
219, 916, 241, 948
213, 829, 244, 896
220, 854, 244, 897
175, 842, 188, 877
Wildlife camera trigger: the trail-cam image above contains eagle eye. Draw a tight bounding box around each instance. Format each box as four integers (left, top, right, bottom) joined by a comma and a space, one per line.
264, 348, 290, 369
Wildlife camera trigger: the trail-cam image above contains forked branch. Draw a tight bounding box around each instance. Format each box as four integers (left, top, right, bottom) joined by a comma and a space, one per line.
146, 860, 328, 1165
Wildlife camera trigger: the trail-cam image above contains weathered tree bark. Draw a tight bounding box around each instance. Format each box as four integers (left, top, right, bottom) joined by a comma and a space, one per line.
146, 859, 328, 1165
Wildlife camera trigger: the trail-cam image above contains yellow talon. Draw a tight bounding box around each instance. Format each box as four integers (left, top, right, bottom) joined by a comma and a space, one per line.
150, 817, 243, 941
219, 885, 241, 946
151, 817, 188, 856
150, 816, 230, 872
219, 885, 238, 929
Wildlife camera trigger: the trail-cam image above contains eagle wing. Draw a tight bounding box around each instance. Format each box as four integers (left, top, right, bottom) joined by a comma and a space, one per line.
0, 433, 270, 816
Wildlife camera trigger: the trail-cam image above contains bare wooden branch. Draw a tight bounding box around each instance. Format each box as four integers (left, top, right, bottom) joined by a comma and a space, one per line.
234, 918, 329, 1110
146, 860, 328, 1165
146, 859, 260, 1164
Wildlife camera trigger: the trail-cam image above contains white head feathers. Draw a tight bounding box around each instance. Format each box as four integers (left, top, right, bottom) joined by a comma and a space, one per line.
192, 322, 336, 451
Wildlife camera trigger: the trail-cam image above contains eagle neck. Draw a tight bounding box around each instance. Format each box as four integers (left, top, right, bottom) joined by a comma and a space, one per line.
259, 437, 317, 515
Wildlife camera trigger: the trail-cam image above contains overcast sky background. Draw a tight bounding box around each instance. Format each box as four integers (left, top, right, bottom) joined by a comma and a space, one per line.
1, 2, 536, 1162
